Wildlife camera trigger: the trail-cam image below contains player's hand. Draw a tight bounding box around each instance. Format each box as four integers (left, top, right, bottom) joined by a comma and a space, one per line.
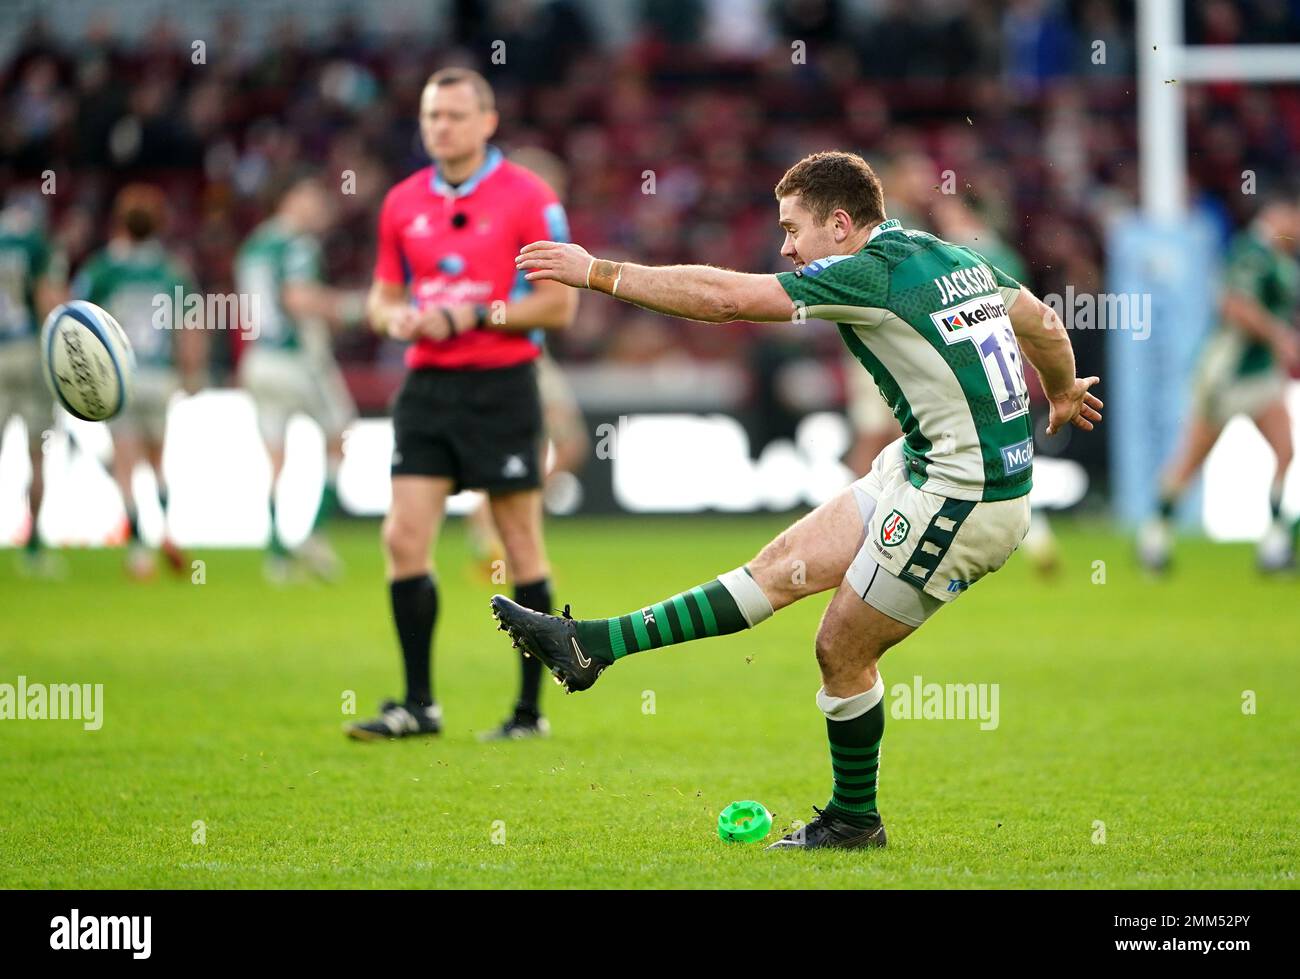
1045, 377, 1103, 435
516, 241, 593, 288
385, 307, 423, 342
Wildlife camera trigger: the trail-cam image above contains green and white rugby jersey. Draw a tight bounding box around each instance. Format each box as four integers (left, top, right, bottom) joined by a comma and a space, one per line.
73, 240, 192, 368
234, 219, 323, 351
778, 218, 1033, 502
1216, 227, 1300, 378
0, 224, 53, 343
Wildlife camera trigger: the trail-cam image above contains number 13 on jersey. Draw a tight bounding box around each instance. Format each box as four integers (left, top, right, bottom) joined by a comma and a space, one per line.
931, 296, 1029, 423
977, 324, 1029, 421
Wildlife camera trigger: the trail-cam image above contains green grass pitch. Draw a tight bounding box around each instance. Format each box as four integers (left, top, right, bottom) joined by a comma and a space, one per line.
1, 517, 1296, 888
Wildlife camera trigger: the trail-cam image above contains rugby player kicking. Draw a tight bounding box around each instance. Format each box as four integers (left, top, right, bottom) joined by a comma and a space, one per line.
492, 151, 1102, 849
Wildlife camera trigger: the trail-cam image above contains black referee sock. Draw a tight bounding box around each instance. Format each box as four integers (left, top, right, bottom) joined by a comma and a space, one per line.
390, 574, 438, 707
513, 578, 552, 719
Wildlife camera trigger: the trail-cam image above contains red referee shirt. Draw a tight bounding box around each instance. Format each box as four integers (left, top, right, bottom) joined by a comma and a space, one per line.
373, 146, 569, 370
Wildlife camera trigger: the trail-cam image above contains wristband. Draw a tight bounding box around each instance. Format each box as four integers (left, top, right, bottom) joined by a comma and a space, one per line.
586, 258, 624, 296
473, 303, 490, 330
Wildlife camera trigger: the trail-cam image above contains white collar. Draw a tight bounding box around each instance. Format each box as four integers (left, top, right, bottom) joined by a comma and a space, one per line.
868, 218, 902, 242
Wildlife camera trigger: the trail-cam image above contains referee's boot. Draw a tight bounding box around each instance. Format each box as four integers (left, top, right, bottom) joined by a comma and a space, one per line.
344, 698, 442, 741
490, 596, 607, 693
478, 707, 551, 742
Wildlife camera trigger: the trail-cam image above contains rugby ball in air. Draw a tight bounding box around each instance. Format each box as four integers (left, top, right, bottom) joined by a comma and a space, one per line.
41, 300, 136, 422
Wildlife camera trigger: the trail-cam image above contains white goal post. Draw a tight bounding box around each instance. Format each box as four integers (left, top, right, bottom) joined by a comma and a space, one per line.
1140, 0, 1300, 219
1121, 0, 1300, 537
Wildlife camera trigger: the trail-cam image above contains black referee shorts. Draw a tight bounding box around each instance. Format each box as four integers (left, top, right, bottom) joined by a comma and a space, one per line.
390, 360, 543, 494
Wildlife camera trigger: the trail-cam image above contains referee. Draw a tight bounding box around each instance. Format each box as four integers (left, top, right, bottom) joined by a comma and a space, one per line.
348, 68, 578, 741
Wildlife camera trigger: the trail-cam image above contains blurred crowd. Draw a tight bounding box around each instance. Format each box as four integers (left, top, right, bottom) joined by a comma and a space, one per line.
4, 0, 1300, 408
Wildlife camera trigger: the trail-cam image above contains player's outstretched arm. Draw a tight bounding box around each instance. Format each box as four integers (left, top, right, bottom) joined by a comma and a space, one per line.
284, 281, 367, 332
1221, 289, 1300, 369
516, 241, 796, 323
1007, 285, 1104, 435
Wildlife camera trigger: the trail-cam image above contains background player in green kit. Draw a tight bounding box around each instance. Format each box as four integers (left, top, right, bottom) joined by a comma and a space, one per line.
1139, 194, 1300, 573
495, 151, 1103, 849
0, 194, 65, 575
73, 184, 203, 579
235, 177, 366, 582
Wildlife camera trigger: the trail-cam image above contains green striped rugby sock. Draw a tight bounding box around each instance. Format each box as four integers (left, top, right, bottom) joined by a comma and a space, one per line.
572, 566, 773, 662
819, 677, 885, 828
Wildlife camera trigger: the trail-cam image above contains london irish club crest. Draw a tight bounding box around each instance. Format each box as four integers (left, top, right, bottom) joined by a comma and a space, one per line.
880, 510, 911, 547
